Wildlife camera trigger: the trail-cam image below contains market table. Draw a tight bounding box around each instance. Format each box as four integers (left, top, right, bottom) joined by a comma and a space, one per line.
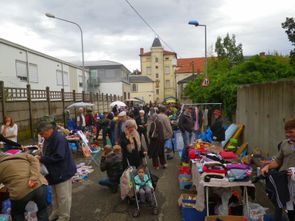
191, 161, 255, 216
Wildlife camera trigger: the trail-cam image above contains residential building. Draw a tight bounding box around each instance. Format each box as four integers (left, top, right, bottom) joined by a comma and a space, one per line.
0, 38, 88, 92
176, 57, 205, 101
129, 75, 154, 103
140, 37, 177, 102
84, 60, 131, 100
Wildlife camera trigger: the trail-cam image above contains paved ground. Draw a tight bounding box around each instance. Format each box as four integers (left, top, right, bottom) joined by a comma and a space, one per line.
70, 153, 182, 221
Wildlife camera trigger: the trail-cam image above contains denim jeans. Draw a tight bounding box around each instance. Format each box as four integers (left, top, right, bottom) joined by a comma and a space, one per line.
181, 131, 192, 162
99, 177, 116, 188
11, 185, 48, 221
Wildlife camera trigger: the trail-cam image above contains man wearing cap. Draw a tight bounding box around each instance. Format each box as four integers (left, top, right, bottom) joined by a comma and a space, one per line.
210, 109, 225, 146
0, 153, 48, 221
37, 121, 76, 221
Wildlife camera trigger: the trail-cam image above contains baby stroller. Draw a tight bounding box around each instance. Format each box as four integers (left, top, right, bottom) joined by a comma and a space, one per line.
120, 157, 159, 217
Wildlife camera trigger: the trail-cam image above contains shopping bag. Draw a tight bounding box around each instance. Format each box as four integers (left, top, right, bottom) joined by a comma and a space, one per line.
175, 131, 184, 157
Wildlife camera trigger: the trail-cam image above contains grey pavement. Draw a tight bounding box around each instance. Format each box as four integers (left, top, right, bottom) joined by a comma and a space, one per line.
70, 154, 182, 221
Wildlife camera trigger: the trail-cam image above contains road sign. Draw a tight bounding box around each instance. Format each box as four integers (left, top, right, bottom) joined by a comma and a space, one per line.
201, 77, 209, 87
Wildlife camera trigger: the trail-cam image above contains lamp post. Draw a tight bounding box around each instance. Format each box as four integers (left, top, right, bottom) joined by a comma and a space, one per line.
188, 20, 208, 79
45, 13, 86, 91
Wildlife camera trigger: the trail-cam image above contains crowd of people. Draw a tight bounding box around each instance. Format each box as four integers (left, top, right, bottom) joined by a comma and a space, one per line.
11, 102, 295, 220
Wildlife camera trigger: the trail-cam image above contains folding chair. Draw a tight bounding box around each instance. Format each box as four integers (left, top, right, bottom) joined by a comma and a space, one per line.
77, 130, 101, 167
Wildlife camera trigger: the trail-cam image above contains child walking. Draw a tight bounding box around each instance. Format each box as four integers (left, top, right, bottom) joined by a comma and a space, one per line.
134, 165, 154, 204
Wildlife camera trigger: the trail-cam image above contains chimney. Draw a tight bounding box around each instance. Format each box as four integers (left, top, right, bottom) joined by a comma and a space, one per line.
140, 48, 144, 55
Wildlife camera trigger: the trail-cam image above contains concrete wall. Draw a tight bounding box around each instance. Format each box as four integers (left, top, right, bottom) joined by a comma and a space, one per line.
236, 79, 295, 156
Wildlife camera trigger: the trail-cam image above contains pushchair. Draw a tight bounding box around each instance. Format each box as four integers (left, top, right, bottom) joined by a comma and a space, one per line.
120, 157, 159, 217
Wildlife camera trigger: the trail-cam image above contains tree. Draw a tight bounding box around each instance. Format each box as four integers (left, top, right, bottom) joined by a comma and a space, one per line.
184, 55, 295, 119
215, 33, 244, 66
131, 69, 141, 75
282, 17, 295, 66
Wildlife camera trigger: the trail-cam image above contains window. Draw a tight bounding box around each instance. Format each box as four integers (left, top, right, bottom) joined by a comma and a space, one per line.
146, 67, 151, 75
29, 63, 38, 83
165, 66, 170, 75
146, 57, 151, 62
56, 70, 63, 86
156, 73, 159, 78
155, 66, 158, 69
165, 57, 169, 60
90, 69, 97, 79
15, 60, 27, 81
155, 80, 160, 88
56, 70, 69, 86
63, 72, 69, 86
78, 75, 83, 88
128, 93, 130, 99
132, 83, 137, 92
124, 92, 127, 100
165, 80, 170, 87
155, 57, 159, 63
156, 89, 159, 95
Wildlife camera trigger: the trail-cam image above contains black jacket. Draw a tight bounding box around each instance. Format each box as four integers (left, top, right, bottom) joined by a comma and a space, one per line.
210, 117, 225, 142
41, 130, 76, 185
100, 152, 123, 183
178, 112, 194, 133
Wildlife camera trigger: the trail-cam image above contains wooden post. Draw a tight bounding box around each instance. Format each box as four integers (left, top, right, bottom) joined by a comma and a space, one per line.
0, 81, 6, 121
102, 93, 105, 112
61, 88, 65, 126
96, 93, 99, 113
46, 87, 51, 115
27, 84, 33, 139
82, 91, 85, 102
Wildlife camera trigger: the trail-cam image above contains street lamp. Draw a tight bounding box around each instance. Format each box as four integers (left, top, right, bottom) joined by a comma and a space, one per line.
188, 20, 208, 79
45, 13, 86, 91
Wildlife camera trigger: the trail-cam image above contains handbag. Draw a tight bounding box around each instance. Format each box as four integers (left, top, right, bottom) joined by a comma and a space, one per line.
40, 163, 49, 176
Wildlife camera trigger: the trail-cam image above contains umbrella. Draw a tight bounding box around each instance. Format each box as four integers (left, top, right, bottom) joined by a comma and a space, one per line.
110, 101, 126, 108
67, 102, 94, 109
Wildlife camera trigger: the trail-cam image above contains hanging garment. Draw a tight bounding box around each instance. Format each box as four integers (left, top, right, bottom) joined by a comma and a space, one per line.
194, 107, 199, 131
266, 170, 290, 209
203, 108, 209, 127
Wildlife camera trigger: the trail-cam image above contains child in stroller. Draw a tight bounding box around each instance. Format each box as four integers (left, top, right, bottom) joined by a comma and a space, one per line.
134, 165, 154, 204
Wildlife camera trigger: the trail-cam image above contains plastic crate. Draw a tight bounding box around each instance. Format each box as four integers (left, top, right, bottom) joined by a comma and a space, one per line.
181, 207, 206, 221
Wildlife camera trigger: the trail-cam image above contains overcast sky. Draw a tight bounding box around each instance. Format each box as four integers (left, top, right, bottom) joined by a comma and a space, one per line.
0, 0, 294, 71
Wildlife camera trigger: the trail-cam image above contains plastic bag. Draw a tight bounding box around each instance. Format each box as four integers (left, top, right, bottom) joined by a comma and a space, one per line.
244, 202, 267, 221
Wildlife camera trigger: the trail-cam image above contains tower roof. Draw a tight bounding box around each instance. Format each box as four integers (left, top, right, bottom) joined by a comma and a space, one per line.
151, 37, 162, 48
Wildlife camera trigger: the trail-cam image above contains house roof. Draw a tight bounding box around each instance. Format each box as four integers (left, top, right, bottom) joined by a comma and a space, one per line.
152, 37, 162, 48
177, 74, 197, 84
84, 60, 122, 66
0, 38, 87, 71
129, 75, 153, 83
176, 57, 205, 74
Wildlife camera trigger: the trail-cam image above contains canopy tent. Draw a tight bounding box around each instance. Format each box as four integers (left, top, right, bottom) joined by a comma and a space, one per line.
110, 101, 126, 108
163, 96, 177, 104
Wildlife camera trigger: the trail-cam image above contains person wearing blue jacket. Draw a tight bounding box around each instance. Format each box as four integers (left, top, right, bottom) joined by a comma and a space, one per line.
37, 121, 76, 221
134, 165, 153, 204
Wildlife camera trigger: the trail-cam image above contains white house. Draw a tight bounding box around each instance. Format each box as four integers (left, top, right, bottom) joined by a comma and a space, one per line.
85, 60, 131, 99
0, 38, 88, 92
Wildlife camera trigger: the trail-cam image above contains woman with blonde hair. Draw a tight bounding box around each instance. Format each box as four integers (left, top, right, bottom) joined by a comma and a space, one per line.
120, 120, 146, 170
1, 116, 18, 143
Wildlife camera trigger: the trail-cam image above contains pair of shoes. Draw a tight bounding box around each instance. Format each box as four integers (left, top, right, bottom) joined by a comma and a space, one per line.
153, 166, 159, 170
162, 164, 167, 169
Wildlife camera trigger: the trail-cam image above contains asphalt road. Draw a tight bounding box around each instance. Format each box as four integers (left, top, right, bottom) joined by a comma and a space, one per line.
70, 154, 182, 221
